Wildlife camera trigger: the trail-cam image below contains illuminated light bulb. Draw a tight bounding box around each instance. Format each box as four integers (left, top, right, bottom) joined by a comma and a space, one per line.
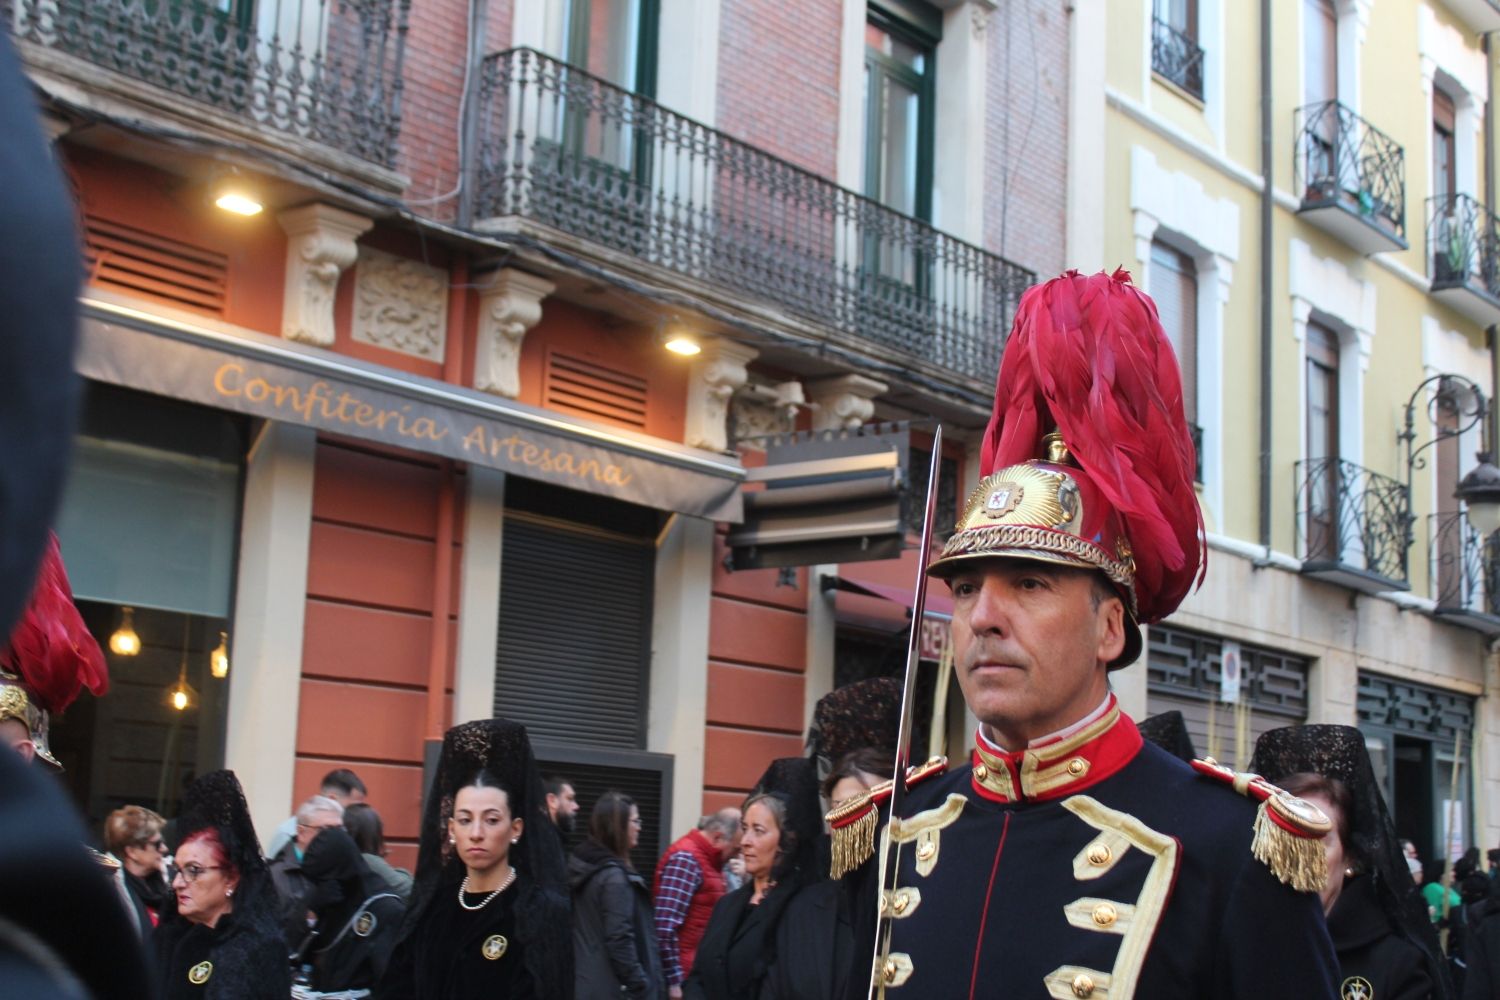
210, 632, 229, 679
663, 335, 701, 357
109, 607, 141, 657
214, 191, 263, 216
171, 687, 189, 712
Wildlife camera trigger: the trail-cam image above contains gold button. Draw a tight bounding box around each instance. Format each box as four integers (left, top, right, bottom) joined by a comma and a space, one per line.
1067, 757, 1087, 775
893, 892, 910, 914
1088, 844, 1112, 866
1092, 903, 1117, 926
974, 764, 989, 781
916, 840, 936, 861
1072, 973, 1095, 997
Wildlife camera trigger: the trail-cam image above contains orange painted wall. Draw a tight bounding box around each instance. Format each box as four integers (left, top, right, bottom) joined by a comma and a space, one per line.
518, 299, 689, 442
65, 147, 287, 334
702, 530, 809, 814
295, 438, 464, 870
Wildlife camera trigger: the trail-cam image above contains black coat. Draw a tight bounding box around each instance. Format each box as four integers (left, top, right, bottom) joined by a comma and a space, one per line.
267, 842, 313, 950
153, 909, 292, 1000
850, 723, 1340, 999
684, 878, 851, 1000
1463, 903, 1500, 1000
299, 828, 406, 991
1326, 875, 1436, 1000
569, 839, 663, 999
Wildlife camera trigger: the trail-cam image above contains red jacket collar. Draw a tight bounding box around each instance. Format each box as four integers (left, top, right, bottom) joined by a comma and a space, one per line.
970, 702, 1143, 803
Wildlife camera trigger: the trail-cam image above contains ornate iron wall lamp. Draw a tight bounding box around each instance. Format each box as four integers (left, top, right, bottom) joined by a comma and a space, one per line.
1400, 374, 1500, 549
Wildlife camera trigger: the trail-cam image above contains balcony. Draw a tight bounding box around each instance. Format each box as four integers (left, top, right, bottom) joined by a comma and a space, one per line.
1295, 458, 1410, 594
1189, 421, 1203, 485
474, 48, 1034, 387
1294, 102, 1407, 255
1429, 510, 1500, 635
5, 0, 409, 185
1441, 0, 1500, 33
1427, 194, 1500, 326
1150, 15, 1203, 101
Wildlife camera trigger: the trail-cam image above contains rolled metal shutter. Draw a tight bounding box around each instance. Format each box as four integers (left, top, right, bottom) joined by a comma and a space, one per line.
495, 514, 653, 749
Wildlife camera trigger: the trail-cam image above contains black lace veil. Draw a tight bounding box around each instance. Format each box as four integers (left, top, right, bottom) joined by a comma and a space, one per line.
167, 770, 279, 935
1250, 725, 1451, 999
1137, 710, 1197, 763
400, 718, 571, 997
804, 679, 902, 779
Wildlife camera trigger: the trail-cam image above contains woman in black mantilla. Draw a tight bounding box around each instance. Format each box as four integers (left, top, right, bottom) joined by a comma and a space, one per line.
152, 770, 292, 1000
1251, 725, 1451, 1000
376, 718, 572, 999
685, 758, 851, 1000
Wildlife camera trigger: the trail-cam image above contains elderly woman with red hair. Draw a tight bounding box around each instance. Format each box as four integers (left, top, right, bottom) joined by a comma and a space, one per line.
153, 772, 290, 1000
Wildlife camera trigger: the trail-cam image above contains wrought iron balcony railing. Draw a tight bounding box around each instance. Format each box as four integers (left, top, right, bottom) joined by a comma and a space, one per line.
475, 48, 1034, 384
1294, 101, 1406, 244
1189, 421, 1203, 485
1151, 15, 1204, 100
5, 0, 410, 168
1295, 457, 1410, 589
1427, 193, 1500, 301
1430, 510, 1500, 618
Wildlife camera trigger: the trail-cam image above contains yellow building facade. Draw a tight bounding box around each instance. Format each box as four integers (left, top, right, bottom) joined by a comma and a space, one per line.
1075, 0, 1500, 859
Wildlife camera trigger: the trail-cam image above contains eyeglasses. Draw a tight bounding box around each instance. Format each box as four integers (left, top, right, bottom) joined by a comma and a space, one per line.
171, 864, 223, 884
146, 837, 168, 854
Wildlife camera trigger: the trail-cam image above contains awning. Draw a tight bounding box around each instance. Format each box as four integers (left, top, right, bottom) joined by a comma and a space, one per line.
75, 298, 744, 521
824, 574, 953, 620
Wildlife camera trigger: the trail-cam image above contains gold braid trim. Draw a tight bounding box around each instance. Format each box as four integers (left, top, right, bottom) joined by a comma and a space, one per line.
1252, 800, 1329, 894
936, 525, 1137, 615
830, 807, 879, 879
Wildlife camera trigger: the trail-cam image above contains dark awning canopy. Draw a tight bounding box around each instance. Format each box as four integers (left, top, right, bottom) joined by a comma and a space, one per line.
75, 298, 744, 521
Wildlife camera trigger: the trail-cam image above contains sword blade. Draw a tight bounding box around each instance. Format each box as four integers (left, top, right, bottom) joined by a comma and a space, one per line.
867, 424, 943, 997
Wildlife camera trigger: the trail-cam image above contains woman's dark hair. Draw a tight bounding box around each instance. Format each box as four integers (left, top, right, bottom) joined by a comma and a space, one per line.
460, 767, 518, 816
342, 802, 385, 856
1278, 771, 1356, 863
742, 791, 796, 879
590, 791, 637, 861
820, 748, 894, 801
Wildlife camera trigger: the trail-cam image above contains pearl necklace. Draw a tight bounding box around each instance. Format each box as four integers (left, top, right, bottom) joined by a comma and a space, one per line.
458, 866, 517, 911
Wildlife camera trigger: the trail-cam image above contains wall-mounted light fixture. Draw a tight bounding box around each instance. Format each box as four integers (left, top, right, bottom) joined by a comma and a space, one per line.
109, 607, 141, 657
210, 167, 264, 217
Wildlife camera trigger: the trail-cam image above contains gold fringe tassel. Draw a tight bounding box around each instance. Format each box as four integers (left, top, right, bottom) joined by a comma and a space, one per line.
1251, 800, 1328, 894
830, 807, 879, 879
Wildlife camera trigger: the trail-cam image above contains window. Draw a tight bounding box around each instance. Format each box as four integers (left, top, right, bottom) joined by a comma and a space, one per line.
1152, 0, 1204, 99
49, 383, 246, 828
1434, 88, 1457, 206
1303, 0, 1338, 179
1148, 241, 1200, 480
546, 0, 659, 94
1304, 321, 1341, 561
863, 8, 936, 224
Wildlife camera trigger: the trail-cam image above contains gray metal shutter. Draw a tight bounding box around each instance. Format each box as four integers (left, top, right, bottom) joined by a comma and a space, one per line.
496, 515, 653, 749
534, 742, 674, 879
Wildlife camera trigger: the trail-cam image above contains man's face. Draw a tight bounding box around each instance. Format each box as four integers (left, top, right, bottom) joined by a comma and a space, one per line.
295, 810, 342, 852
947, 560, 1124, 748
548, 784, 579, 832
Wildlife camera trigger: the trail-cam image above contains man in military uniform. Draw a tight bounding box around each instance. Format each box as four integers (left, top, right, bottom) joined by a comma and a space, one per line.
831, 270, 1340, 999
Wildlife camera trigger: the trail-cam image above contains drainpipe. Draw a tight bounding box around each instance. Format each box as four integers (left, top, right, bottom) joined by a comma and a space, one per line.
1257, 0, 1274, 554
457, 0, 488, 229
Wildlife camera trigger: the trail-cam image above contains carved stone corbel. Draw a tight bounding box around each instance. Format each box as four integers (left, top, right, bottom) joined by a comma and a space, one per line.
473, 269, 556, 398
808, 374, 887, 431
686, 339, 758, 452
277, 204, 373, 347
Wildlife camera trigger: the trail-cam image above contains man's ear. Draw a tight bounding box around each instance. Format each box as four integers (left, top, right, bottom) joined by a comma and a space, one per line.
1096, 598, 1126, 665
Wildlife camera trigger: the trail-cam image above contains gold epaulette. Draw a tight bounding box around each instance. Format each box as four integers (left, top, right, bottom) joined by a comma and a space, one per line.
826, 756, 948, 879
1190, 757, 1331, 893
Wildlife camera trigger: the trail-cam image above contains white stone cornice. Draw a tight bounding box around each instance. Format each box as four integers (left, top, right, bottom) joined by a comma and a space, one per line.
808, 374, 887, 431
276, 204, 373, 347
473, 268, 555, 399
685, 339, 757, 452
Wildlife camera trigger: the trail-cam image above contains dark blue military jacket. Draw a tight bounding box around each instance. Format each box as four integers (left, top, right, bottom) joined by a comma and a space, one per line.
862, 707, 1340, 999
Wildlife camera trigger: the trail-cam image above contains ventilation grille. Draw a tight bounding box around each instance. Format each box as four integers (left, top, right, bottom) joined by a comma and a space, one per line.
84, 216, 228, 315
543, 352, 649, 430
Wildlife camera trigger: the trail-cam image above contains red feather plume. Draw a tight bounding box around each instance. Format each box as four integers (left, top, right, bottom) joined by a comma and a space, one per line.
2, 534, 109, 714
980, 269, 1206, 622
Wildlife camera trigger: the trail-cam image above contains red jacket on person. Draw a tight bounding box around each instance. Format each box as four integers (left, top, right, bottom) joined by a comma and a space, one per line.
653, 829, 726, 985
